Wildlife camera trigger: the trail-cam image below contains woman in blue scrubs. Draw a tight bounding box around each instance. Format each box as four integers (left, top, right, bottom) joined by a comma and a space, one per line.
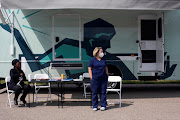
88, 47, 109, 111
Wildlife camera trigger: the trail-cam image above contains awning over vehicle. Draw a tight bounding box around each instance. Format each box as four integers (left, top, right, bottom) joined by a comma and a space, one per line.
1, 0, 180, 10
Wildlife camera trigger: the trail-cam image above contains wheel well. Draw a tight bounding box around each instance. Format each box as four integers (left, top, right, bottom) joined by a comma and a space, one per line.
107, 64, 123, 79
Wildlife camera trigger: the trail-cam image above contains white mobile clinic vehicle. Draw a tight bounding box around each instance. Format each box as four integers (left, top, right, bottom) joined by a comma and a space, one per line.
1, 0, 180, 87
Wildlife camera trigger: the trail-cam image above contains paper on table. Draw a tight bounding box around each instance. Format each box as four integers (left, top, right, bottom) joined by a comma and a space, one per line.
52, 77, 61, 80
48, 79, 58, 82
73, 79, 82, 81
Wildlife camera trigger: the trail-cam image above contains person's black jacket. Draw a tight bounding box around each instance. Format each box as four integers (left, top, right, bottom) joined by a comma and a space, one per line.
8, 68, 27, 90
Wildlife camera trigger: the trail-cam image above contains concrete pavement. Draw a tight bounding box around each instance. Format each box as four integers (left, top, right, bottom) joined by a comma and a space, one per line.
0, 84, 180, 120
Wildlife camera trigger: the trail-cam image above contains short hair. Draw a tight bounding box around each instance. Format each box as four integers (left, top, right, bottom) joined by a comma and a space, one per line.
12, 59, 19, 66
93, 47, 102, 57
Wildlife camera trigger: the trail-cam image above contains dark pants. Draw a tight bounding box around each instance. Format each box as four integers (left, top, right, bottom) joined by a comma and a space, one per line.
91, 78, 108, 108
11, 84, 31, 100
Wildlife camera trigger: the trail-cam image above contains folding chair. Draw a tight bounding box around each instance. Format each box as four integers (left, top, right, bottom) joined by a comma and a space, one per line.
34, 74, 52, 103
83, 73, 91, 98
5, 76, 21, 108
107, 76, 122, 107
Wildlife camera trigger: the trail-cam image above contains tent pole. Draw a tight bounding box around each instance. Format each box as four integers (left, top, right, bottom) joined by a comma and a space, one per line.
10, 11, 14, 56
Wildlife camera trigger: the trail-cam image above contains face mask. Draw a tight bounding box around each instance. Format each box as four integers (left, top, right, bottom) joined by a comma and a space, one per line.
99, 52, 104, 58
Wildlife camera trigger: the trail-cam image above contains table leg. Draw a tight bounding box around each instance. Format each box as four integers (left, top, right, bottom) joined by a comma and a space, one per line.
61, 81, 63, 108
33, 82, 34, 103
58, 82, 59, 108
28, 82, 30, 108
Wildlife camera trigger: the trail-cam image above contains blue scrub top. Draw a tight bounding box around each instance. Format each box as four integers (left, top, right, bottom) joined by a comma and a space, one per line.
88, 57, 108, 80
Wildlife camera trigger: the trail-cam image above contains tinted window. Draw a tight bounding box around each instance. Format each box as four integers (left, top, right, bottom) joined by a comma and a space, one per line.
142, 50, 156, 63
158, 18, 162, 38
141, 20, 156, 40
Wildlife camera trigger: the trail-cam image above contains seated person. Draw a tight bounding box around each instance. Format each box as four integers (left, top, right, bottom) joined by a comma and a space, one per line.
8, 59, 31, 106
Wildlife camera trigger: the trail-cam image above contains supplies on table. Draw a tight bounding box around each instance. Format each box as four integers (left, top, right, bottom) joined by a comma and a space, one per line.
49, 77, 61, 82
53, 77, 61, 80
73, 75, 83, 81
73, 79, 81, 81
61, 74, 67, 80
79, 75, 83, 81
61, 78, 73, 81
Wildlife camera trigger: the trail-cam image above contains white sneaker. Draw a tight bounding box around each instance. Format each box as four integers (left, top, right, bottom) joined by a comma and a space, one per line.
100, 107, 106, 111
93, 108, 98, 111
